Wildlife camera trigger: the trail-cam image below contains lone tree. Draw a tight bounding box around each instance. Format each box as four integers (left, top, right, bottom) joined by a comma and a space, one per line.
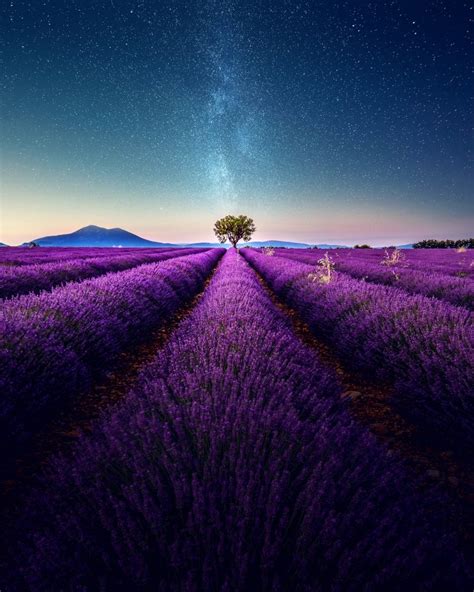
214, 215, 256, 248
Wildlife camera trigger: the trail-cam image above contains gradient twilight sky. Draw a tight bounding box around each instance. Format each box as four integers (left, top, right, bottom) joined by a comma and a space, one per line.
1, 0, 473, 246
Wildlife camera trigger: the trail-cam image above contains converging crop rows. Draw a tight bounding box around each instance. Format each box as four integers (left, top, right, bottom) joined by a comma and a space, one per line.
1, 246, 473, 589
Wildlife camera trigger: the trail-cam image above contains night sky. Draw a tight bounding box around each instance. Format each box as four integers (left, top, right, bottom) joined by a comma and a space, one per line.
2, 1, 473, 245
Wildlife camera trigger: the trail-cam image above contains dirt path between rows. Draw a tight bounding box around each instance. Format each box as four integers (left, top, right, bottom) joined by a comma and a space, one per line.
1, 270, 217, 508
252, 263, 474, 552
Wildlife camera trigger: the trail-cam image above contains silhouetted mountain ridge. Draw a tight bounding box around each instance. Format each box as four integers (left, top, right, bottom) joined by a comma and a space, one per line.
25, 225, 177, 248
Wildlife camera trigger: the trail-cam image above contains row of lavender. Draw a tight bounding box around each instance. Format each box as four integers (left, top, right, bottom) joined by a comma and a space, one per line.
242, 249, 474, 459
306, 247, 474, 277
8, 250, 470, 589
0, 249, 224, 462
0, 246, 157, 266
0, 247, 206, 299
275, 249, 474, 309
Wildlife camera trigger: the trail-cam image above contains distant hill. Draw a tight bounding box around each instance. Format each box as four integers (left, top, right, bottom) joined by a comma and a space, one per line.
25, 225, 178, 248
239, 240, 311, 249
0, 242, 8, 247
241, 240, 312, 248
366, 243, 414, 249
312, 243, 349, 249
185, 242, 225, 248
170, 240, 349, 249
185, 240, 320, 248
241, 241, 349, 249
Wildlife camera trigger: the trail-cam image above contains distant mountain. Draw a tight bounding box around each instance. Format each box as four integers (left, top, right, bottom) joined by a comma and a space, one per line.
313, 243, 349, 249
241, 240, 312, 248
25, 225, 179, 248
185, 242, 226, 248
0, 242, 8, 247
184, 240, 312, 248
377, 243, 414, 249
186, 240, 348, 249
242, 240, 349, 249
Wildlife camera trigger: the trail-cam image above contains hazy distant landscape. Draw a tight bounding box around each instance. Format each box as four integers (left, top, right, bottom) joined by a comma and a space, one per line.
2, 224, 418, 249
10, 224, 350, 249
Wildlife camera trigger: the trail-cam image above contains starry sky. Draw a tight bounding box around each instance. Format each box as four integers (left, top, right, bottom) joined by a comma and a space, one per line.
1, 0, 473, 245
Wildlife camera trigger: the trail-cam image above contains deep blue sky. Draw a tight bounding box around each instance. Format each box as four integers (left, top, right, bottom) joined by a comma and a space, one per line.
2, 0, 473, 245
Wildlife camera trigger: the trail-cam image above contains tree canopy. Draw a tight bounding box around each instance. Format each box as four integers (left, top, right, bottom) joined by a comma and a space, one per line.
213, 215, 256, 248
413, 238, 473, 249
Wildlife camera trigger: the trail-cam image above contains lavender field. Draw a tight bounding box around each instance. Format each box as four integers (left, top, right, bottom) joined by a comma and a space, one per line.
1, 246, 473, 590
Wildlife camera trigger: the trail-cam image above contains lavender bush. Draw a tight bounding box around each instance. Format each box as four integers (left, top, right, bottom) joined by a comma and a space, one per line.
334, 259, 474, 309
8, 249, 470, 590
242, 249, 474, 457
277, 248, 474, 279
0, 248, 206, 300
0, 249, 224, 455
276, 250, 474, 308
0, 246, 151, 266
